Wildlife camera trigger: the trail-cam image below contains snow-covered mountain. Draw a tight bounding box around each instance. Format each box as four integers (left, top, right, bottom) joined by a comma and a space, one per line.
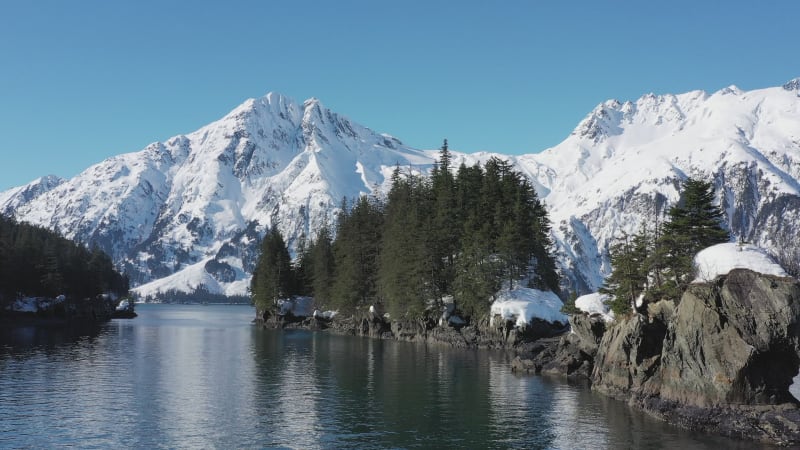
2, 79, 799, 298
517, 78, 800, 292
0, 94, 450, 297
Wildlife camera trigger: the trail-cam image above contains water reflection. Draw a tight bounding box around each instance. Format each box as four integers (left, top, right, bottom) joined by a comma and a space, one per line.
0, 322, 104, 357
1, 305, 759, 449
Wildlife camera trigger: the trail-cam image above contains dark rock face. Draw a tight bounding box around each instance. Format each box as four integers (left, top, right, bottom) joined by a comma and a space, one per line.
659, 269, 800, 408
554, 269, 800, 445
592, 313, 667, 400
529, 314, 607, 378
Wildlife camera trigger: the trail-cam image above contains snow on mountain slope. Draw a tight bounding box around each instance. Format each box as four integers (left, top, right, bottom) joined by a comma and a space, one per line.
0, 93, 442, 297
0, 175, 64, 215
2, 79, 799, 298
515, 79, 800, 292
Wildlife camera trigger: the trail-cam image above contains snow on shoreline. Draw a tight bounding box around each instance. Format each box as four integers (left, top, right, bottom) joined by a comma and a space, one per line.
276, 296, 337, 320
6, 295, 67, 313
490, 287, 567, 327
574, 292, 615, 322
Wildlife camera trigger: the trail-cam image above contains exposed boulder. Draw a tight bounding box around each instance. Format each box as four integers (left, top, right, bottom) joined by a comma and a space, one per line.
586, 269, 800, 445
532, 313, 607, 378
591, 313, 667, 399
531, 268, 800, 444
659, 269, 800, 408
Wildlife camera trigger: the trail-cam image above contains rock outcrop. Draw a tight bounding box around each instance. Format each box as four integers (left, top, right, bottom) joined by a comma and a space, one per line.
1, 296, 118, 324
258, 307, 569, 351
519, 313, 607, 378
659, 269, 800, 408
538, 269, 800, 445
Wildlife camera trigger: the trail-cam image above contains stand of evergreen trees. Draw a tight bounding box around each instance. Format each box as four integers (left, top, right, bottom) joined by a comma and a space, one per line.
601, 178, 729, 315
0, 215, 129, 306
251, 141, 560, 322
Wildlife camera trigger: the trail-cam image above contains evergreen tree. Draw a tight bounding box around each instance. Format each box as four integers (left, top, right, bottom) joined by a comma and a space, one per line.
310, 224, 335, 306
561, 291, 580, 314
601, 228, 650, 316
250, 227, 293, 313
330, 196, 383, 313
0, 215, 128, 307
428, 139, 459, 300
600, 178, 729, 308
378, 172, 429, 317
663, 178, 729, 252
656, 177, 729, 296
529, 196, 560, 292
643, 216, 667, 301
243, 143, 563, 324
453, 213, 500, 320
293, 233, 312, 296
455, 162, 483, 215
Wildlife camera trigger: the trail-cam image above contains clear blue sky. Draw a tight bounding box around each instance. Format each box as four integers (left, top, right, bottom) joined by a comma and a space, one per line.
1, 0, 797, 190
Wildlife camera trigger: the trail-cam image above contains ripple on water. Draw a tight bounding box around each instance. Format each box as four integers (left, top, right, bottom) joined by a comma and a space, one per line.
0, 304, 759, 449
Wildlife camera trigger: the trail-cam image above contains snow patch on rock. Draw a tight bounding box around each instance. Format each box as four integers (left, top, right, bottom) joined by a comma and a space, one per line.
574, 292, 615, 322
490, 288, 567, 327
693, 243, 789, 282
277, 296, 314, 317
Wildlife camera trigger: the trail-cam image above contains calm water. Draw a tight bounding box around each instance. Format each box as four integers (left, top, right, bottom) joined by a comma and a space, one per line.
0, 304, 756, 449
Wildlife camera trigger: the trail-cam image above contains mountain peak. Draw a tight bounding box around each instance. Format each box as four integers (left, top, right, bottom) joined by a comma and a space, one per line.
262, 91, 288, 104
0, 174, 64, 215
303, 97, 322, 108
783, 78, 800, 91
3, 80, 800, 300
571, 99, 623, 141
717, 85, 742, 95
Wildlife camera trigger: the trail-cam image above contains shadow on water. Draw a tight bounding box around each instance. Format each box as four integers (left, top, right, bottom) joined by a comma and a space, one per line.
535, 376, 766, 450
0, 305, 776, 449
248, 327, 766, 449
0, 321, 105, 357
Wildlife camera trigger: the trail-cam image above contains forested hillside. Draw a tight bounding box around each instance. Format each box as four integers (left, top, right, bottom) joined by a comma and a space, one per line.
0, 215, 129, 306
251, 142, 560, 321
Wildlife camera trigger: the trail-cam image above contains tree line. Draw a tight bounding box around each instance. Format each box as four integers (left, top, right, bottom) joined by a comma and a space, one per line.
0, 215, 129, 306
251, 141, 560, 322
599, 178, 729, 315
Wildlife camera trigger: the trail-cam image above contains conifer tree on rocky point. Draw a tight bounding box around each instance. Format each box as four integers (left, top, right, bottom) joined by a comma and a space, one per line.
602, 177, 729, 314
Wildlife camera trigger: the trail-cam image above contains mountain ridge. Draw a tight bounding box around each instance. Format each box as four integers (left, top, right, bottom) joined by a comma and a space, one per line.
2, 80, 799, 298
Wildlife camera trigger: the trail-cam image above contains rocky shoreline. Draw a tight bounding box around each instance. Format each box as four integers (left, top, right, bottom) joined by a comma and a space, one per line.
517, 269, 800, 446
257, 306, 568, 352
1, 296, 119, 325
257, 268, 800, 446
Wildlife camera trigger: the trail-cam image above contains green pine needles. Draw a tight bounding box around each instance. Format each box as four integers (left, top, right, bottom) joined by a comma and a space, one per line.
0, 215, 129, 305
601, 177, 730, 316
250, 140, 561, 322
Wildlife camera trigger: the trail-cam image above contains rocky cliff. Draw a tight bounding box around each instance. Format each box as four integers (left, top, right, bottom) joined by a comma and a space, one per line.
519, 269, 800, 445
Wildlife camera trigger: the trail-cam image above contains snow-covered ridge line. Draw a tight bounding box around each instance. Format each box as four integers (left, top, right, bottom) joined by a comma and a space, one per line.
2, 78, 800, 298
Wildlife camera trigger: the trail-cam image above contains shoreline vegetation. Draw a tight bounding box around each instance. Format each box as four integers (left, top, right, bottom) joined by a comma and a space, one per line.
250, 142, 560, 330
256, 301, 568, 352
0, 215, 132, 325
